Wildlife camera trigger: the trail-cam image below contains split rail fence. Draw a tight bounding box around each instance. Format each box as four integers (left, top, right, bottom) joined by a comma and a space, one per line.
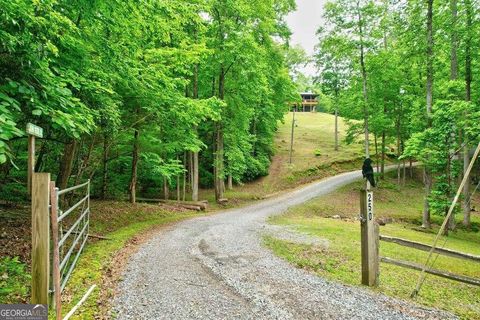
359, 190, 480, 289
379, 234, 480, 286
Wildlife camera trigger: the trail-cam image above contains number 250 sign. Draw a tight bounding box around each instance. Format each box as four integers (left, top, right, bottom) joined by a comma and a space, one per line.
367, 191, 373, 221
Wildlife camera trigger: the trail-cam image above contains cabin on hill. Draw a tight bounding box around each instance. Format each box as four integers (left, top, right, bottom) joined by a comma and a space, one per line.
292, 92, 319, 112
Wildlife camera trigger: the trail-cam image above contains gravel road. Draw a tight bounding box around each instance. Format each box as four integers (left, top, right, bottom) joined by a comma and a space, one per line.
114, 169, 454, 319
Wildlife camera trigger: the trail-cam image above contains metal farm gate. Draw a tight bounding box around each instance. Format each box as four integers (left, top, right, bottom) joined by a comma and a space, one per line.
31, 173, 93, 320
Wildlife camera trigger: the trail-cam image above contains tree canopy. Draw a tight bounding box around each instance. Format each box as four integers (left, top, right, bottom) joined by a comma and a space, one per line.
0, 0, 298, 203
315, 0, 480, 229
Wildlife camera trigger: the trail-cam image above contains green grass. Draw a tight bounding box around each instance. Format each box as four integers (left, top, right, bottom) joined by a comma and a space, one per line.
276, 112, 365, 167
208, 112, 376, 203
266, 171, 480, 319
263, 112, 367, 191
0, 257, 30, 304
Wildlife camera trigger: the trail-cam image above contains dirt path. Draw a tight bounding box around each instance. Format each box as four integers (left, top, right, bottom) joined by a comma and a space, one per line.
114, 169, 454, 320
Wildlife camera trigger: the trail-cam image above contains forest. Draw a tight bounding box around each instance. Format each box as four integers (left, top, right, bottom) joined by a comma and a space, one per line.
1, 0, 479, 228
0, 0, 298, 204
0, 0, 479, 228
1, 0, 480, 318
315, 0, 480, 231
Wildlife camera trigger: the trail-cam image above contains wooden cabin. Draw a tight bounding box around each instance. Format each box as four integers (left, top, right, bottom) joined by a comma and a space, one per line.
292, 92, 319, 112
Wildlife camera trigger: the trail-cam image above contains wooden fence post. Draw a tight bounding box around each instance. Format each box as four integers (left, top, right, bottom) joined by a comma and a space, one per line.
50, 181, 62, 320
31, 173, 50, 304
360, 189, 379, 286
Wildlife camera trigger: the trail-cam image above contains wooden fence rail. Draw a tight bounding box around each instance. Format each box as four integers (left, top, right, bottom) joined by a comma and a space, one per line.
379, 235, 480, 262
380, 257, 480, 286
379, 235, 480, 287
359, 184, 480, 291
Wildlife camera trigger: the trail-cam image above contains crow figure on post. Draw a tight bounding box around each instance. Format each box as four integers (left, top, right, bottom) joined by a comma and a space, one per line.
362, 158, 376, 187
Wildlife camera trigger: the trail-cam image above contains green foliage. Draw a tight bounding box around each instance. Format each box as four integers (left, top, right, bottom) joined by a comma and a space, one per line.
316, 0, 480, 224
0, 256, 30, 303
0, 0, 297, 201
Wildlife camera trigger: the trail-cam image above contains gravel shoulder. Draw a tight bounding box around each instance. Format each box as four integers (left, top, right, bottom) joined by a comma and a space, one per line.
114, 169, 455, 319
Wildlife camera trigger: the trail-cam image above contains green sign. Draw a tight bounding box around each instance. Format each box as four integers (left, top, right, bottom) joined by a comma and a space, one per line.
26, 123, 43, 138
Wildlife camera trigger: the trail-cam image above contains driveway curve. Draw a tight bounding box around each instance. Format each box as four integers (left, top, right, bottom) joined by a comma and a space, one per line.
114, 169, 453, 320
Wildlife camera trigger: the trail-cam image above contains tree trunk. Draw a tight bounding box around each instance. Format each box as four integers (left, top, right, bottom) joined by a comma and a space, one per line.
380, 0, 388, 179
374, 134, 379, 173
410, 158, 413, 178
423, 167, 432, 229
463, 147, 471, 227
423, 0, 434, 228
334, 108, 339, 151
56, 140, 78, 191
445, 0, 458, 233
446, 140, 454, 234
215, 122, 225, 201
381, 131, 386, 179
191, 63, 200, 202
450, 0, 458, 80
397, 129, 401, 185
129, 129, 139, 204
358, 8, 369, 158
227, 174, 233, 190
289, 106, 296, 164
34, 139, 47, 172
176, 155, 180, 201
463, 0, 472, 228
192, 151, 199, 201
74, 134, 95, 187
101, 133, 109, 199
188, 151, 193, 194
183, 151, 187, 201
215, 67, 226, 202
163, 176, 169, 200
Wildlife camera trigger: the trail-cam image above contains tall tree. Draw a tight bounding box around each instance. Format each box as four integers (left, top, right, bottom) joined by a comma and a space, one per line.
462, 0, 473, 227
422, 0, 434, 229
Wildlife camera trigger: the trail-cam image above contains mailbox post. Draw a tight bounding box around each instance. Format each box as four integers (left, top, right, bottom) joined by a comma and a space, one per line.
360, 189, 379, 286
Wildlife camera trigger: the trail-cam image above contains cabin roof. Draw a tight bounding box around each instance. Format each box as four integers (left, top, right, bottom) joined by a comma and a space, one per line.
300, 92, 319, 97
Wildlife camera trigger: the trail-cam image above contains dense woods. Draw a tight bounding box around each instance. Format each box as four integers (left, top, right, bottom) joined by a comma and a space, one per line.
2, 0, 480, 227
0, 0, 297, 203
315, 0, 480, 230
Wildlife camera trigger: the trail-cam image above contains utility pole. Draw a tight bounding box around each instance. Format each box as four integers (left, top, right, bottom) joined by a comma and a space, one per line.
334, 107, 339, 151
289, 106, 296, 164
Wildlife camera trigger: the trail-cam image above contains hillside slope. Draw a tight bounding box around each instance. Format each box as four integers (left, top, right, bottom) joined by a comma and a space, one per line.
246, 112, 367, 197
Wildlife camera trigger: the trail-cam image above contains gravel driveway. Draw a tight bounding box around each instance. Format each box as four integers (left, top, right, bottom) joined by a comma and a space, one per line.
114, 169, 454, 319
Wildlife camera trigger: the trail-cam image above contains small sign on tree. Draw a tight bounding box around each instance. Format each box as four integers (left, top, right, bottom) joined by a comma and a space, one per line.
26, 123, 43, 194
26, 123, 44, 138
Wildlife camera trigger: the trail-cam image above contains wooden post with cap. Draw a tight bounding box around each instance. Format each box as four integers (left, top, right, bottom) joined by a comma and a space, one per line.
360, 187, 379, 286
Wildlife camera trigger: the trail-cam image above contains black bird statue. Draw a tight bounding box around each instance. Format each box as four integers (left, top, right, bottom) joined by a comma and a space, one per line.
362, 158, 376, 187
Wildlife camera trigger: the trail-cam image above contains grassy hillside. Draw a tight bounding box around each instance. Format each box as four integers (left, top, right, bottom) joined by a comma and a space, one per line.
216, 112, 369, 202
266, 170, 480, 319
